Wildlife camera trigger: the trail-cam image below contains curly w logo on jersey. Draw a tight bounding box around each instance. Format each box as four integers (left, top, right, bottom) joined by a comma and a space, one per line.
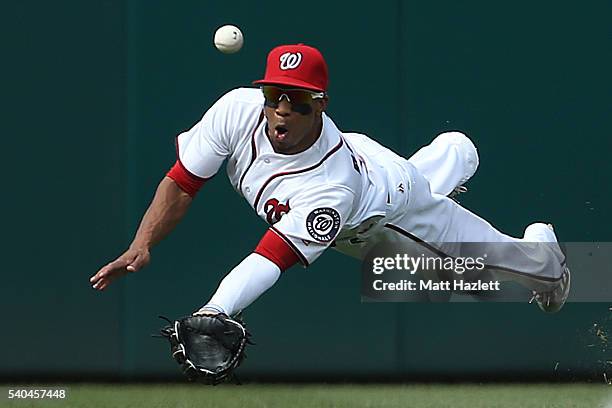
264, 198, 291, 224
306, 207, 341, 243
279, 52, 302, 70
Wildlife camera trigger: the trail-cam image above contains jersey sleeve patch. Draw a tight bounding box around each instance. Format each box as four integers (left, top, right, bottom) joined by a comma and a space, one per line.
166, 160, 208, 197
305, 207, 341, 243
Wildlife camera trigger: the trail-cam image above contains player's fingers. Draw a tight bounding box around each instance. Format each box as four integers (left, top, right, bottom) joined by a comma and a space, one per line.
90, 266, 126, 289
91, 255, 134, 283
90, 267, 108, 283
106, 257, 132, 271
90, 267, 113, 284
92, 277, 106, 290
91, 251, 145, 289
90, 264, 108, 282
127, 251, 150, 273
92, 273, 119, 291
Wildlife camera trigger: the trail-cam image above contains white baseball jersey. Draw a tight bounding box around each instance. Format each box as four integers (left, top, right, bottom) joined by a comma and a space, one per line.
175, 87, 399, 265
176, 87, 565, 293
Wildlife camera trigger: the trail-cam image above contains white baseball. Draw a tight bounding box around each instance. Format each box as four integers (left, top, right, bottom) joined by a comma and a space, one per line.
214, 25, 244, 54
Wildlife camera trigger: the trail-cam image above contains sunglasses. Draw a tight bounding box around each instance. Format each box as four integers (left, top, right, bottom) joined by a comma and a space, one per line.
261, 86, 325, 115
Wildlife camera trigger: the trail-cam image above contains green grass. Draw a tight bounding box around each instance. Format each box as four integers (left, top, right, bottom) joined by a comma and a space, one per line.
2, 384, 612, 408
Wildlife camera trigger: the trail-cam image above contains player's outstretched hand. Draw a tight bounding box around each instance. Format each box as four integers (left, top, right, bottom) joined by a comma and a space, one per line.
90, 247, 150, 291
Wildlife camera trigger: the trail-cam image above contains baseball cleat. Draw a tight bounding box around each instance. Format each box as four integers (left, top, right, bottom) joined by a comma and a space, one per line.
528, 223, 571, 313
448, 185, 468, 202
529, 265, 571, 313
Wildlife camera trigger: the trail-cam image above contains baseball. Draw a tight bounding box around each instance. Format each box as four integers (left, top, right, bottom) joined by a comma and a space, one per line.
214, 25, 244, 54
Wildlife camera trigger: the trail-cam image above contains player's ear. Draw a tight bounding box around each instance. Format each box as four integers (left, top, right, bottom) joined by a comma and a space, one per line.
315, 96, 328, 114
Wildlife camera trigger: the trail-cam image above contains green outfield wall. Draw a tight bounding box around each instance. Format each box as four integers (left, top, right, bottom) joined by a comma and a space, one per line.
2, 0, 611, 380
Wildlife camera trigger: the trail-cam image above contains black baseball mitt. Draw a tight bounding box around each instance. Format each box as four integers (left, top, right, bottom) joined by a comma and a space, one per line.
159, 314, 252, 384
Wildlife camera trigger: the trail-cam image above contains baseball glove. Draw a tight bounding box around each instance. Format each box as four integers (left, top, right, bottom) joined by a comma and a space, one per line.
159, 314, 252, 384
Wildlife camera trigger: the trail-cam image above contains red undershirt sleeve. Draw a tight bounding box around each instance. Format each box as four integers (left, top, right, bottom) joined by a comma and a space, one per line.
254, 229, 300, 271
166, 160, 209, 197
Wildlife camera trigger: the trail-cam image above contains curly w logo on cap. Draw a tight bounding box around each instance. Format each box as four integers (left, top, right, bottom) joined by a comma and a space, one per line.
279, 52, 303, 70
253, 44, 328, 92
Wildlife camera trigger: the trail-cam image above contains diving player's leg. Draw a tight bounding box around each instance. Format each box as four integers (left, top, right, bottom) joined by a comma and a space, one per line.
383, 161, 565, 293
408, 132, 479, 196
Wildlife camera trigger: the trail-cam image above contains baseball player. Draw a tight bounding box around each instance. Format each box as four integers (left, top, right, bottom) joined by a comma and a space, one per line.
90, 44, 570, 320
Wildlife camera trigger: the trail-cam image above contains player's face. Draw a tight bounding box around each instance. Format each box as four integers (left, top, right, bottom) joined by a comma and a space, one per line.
262, 86, 328, 154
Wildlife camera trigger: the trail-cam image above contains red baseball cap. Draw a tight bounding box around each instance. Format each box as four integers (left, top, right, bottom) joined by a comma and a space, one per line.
253, 44, 328, 92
